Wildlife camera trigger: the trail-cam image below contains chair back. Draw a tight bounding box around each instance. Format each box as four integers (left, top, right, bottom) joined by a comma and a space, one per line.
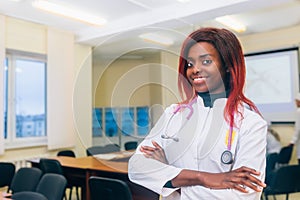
11, 191, 48, 200
86, 144, 120, 156
124, 141, 138, 151
39, 158, 80, 200
89, 176, 132, 200
39, 158, 64, 175
10, 167, 42, 193
36, 173, 67, 200
0, 162, 15, 192
265, 152, 279, 185
57, 150, 76, 157
264, 165, 300, 198
277, 145, 293, 165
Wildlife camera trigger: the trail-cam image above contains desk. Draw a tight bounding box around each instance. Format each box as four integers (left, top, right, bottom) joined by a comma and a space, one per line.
28, 155, 159, 200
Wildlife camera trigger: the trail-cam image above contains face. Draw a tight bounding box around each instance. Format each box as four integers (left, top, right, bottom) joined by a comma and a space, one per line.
186, 42, 226, 94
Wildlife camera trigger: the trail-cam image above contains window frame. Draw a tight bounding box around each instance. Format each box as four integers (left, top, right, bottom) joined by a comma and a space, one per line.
4, 49, 47, 149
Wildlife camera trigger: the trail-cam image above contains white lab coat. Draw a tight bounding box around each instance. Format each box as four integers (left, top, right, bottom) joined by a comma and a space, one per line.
266, 131, 281, 155
128, 96, 267, 200
291, 108, 300, 158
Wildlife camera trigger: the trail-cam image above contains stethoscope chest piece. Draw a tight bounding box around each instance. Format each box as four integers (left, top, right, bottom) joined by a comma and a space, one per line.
221, 150, 233, 164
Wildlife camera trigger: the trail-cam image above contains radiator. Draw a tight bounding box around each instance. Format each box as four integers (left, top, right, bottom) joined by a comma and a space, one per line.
7, 154, 49, 170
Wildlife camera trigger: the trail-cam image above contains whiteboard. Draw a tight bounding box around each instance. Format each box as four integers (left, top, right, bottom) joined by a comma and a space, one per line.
244, 48, 299, 122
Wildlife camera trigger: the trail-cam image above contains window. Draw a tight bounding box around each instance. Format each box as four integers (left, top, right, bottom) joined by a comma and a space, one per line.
92, 106, 150, 137
3, 50, 47, 148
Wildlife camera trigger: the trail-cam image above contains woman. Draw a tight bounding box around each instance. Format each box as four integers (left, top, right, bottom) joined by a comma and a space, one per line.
289, 93, 300, 164
128, 27, 267, 199
266, 125, 281, 155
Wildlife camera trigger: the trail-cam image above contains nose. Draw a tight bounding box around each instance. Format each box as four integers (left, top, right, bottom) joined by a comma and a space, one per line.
192, 63, 201, 74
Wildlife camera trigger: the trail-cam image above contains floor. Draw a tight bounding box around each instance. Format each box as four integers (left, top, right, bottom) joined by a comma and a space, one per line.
263, 193, 300, 200
3, 186, 300, 199
67, 191, 300, 200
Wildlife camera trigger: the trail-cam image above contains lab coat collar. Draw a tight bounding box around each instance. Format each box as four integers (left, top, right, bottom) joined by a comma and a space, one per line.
196, 95, 227, 108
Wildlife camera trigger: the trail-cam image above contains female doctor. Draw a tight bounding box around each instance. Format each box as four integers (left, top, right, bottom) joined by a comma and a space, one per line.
128, 27, 267, 199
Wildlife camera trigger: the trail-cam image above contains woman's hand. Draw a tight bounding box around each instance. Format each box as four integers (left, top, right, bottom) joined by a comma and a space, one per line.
172, 166, 266, 193
140, 141, 168, 164
199, 166, 266, 193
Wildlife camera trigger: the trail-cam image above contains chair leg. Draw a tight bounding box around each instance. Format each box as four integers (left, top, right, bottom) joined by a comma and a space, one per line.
286, 193, 289, 200
76, 186, 80, 200
69, 187, 73, 200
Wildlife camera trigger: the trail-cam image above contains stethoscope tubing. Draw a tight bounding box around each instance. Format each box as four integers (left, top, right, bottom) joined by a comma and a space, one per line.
161, 97, 235, 165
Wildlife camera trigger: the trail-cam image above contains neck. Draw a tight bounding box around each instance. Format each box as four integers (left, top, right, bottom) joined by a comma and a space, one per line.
197, 91, 229, 107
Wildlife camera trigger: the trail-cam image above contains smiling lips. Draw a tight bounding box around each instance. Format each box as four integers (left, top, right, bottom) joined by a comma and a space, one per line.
193, 76, 207, 84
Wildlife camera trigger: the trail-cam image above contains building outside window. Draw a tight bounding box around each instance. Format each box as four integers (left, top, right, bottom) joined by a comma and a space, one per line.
3, 50, 47, 147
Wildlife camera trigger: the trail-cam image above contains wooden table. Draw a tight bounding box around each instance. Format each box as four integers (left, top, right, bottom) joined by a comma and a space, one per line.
28, 154, 159, 200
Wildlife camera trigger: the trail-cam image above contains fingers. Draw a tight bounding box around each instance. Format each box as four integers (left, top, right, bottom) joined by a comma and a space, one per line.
152, 140, 162, 149
140, 145, 155, 155
235, 166, 260, 176
236, 166, 266, 188
227, 183, 248, 193
140, 141, 168, 164
227, 167, 266, 193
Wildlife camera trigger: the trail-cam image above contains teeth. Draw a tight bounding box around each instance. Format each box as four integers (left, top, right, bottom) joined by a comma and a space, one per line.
193, 77, 206, 84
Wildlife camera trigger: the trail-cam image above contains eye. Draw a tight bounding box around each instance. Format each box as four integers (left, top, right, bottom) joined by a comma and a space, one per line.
187, 61, 194, 68
202, 59, 212, 65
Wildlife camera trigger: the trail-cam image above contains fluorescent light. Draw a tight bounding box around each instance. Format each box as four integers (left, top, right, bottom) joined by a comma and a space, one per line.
32, 0, 107, 26
139, 33, 174, 46
177, 0, 191, 3
215, 15, 246, 33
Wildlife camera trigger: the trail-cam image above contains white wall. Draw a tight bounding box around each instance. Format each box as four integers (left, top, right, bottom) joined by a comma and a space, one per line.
73, 44, 93, 156
0, 16, 92, 160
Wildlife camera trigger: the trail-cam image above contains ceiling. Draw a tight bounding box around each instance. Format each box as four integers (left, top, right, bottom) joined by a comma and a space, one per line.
1, 0, 300, 58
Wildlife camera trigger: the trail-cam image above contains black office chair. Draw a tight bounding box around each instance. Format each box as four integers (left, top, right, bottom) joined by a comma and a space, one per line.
10, 167, 43, 194
57, 150, 76, 157
263, 165, 300, 200
39, 158, 79, 200
265, 152, 279, 185
11, 191, 48, 200
89, 176, 133, 200
57, 149, 80, 199
0, 162, 16, 192
124, 141, 138, 151
276, 145, 293, 168
86, 144, 121, 156
36, 173, 67, 200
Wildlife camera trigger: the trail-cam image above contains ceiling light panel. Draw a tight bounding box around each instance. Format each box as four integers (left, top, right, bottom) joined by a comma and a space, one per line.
128, 0, 174, 9
215, 15, 246, 33
32, 0, 107, 26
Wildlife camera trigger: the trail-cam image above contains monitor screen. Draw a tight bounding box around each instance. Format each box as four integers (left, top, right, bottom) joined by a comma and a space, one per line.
244, 48, 299, 122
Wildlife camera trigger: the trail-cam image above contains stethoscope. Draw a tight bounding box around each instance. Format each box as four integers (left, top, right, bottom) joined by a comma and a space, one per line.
220, 124, 234, 164
161, 97, 235, 165
161, 98, 197, 142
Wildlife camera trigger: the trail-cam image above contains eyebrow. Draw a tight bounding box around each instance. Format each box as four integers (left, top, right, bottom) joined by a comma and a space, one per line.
187, 54, 212, 60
